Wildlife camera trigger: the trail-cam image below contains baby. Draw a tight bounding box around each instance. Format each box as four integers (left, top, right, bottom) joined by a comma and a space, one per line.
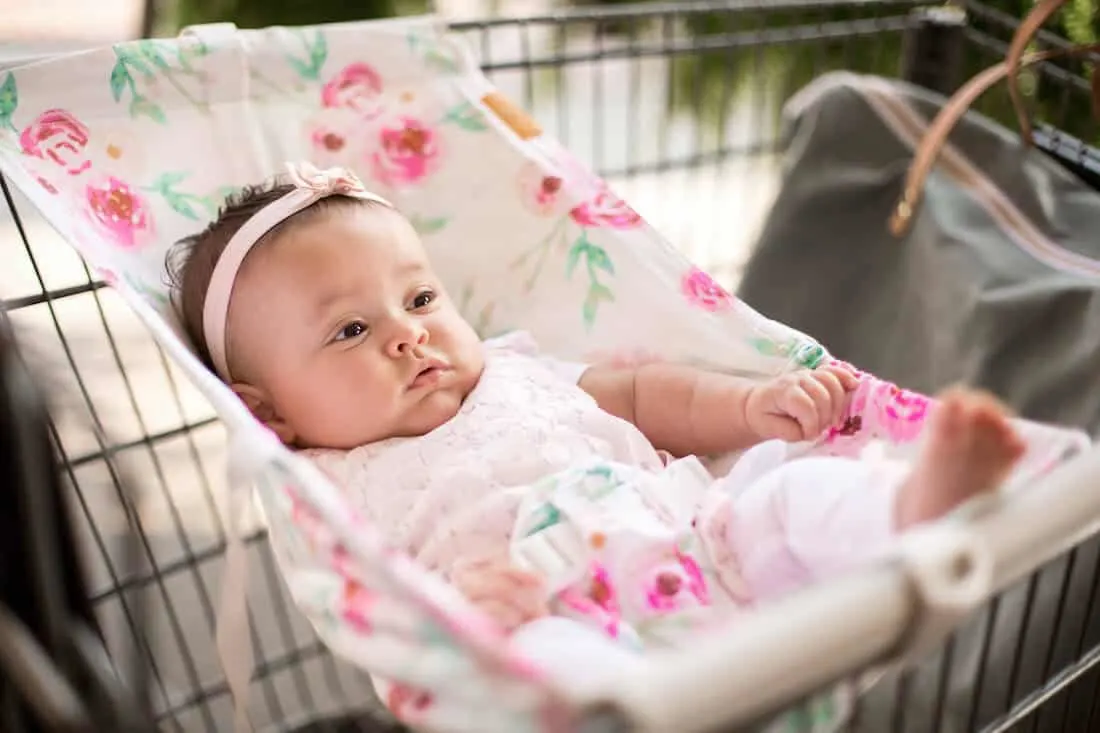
169, 162, 1025, 647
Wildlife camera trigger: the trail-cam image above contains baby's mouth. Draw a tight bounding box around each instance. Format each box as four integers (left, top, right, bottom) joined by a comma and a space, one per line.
409, 358, 450, 389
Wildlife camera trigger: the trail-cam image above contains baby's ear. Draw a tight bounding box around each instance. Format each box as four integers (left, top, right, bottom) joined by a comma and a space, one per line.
231, 382, 297, 445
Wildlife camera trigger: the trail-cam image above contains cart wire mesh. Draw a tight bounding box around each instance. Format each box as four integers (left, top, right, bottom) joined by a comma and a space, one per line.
2, 1, 1100, 731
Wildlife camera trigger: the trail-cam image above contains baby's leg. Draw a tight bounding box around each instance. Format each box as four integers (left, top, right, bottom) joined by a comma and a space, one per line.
894, 388, 1026, 529
719, 454, 906, 601
718, 388, 1024, 603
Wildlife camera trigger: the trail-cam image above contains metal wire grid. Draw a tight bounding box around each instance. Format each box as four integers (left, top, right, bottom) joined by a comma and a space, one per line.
2, 1, 1100, 731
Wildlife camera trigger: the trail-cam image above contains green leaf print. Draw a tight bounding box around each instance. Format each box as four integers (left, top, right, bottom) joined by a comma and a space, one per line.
109, 60, 131, 102
286, 29, 327, 81
111, 43, 209, 120
748, 337, 785, 359
579, 465, 622, 501
568, 232, 616, 329
793, 341, 827, 369
565, 239, 586, 278
129, 96, 166, 124
582, 291, 599, 327
582, 283, 615, 328
138, 40, 171, 72
585, 244, 614, 275
144, 171, 217, 221
149, 171, 189, 189
115, 46, 154, 78
310, 31, 328, 68
442, 101, 488, 132
523, 503, 563, 537
409, 214, 448, 235
0, 73, 17, 132
286, 56, 314, 80
165, 192, 200, 219
589, 283, 614, 303
407, 31, 459, 73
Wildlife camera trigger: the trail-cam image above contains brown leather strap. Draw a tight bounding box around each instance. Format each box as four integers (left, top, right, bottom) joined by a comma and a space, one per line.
889, 42, 1100, 236
1004, 0, 1068, 146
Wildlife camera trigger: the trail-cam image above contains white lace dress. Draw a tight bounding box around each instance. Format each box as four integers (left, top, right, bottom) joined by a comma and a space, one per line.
303, 330, 902, 647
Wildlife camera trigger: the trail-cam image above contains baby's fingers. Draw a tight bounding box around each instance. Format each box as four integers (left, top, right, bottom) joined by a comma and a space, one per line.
798, 376, 832, 435
823, 364, 861, 391
780, 387, 820, 439
811, 371, 849, 427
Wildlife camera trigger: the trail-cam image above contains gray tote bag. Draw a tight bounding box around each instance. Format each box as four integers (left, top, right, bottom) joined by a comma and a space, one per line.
738, 56, 1100, 437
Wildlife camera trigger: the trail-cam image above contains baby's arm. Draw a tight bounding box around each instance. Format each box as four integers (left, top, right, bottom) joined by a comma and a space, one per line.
579, 363, 859, 457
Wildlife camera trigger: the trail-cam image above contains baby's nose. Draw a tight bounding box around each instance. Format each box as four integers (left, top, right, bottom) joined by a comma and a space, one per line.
386, 322, 428, 357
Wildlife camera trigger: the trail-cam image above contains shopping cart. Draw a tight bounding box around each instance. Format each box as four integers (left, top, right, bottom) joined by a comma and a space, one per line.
3, 2, 1100, 731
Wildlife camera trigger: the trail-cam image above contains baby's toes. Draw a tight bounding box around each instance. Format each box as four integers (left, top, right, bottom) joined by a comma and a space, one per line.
965, 396, 1024, 457
929, 389, 968, 438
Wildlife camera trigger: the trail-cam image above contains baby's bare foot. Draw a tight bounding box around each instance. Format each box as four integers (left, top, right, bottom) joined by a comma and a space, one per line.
896, 388, 1026, 529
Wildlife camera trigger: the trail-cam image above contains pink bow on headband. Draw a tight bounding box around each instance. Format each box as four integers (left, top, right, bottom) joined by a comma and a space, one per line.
284, 161, 372, 197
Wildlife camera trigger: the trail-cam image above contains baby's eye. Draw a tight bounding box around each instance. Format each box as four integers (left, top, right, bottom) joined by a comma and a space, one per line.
335, 321, 367, 341
411, 290, 435, 310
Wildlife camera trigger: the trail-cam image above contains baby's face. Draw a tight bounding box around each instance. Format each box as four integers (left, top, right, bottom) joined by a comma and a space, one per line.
227, 205, 484, 449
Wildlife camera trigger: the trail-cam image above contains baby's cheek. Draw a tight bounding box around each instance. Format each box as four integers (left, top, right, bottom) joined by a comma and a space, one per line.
285, 369, 394, 447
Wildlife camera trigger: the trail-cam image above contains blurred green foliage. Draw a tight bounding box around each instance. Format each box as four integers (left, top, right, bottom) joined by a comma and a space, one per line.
160, 0, 429, 33
566, 0, 1100, 142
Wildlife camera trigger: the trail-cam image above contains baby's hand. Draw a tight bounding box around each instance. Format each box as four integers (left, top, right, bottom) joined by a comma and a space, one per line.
745, 365, 860, 442
451, 557, 549, 634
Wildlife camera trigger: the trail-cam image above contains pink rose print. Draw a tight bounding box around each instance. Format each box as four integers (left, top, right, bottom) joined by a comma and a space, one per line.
312, 126, 347, 155
517, 161, 569, 217
321, 62, 384, 119
340, 578, 374, 634
643, 552, 710, 613
521, 142, 643, 228
20, 109, 92, 176
828, 376, 931, 446
875, 382, 931, 443
570, 188, 642, 229
558, 562, 622, 639
84, 176, 154, 249
370, 117, 442, 187
305, 108, 364, 169
681, 266, 734, 312
387, 683, 433, 722
288, 490, 330, 548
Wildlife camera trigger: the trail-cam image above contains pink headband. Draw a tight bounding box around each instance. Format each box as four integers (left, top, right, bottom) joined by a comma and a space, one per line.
202, 161, 392, 382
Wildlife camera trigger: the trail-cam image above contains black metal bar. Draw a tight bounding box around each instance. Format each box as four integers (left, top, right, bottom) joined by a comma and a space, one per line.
1, 281, 108, 311
1029, 550, 1081, 733
1, 175, 222, 731
66, 417, 218, 470
982, 640, 1100, 733
892, 668, 913, 733
153, 640, 332, 723
1005, 576, 1042, 715
932, 637, 957, 731
446, 0, 928, 30
469, 16, 913, 73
